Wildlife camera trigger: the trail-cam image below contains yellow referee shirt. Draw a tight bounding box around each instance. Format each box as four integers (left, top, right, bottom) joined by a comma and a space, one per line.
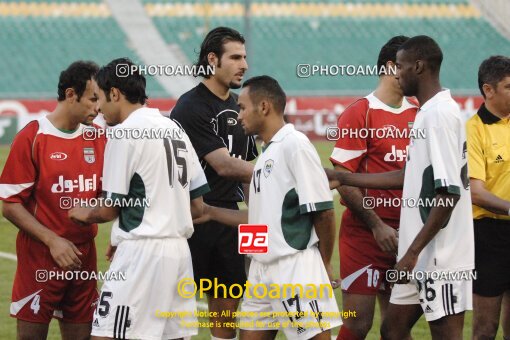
466, 103, 510, 220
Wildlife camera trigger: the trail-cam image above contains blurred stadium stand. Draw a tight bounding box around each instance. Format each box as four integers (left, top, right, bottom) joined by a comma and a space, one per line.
0, 0, 508, 98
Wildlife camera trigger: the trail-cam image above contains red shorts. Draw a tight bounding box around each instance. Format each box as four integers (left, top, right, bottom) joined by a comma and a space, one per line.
10, 231, 98, 324
339, 213, 399, 295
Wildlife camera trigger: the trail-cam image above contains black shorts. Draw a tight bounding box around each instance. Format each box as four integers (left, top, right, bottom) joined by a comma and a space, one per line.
473, 218, 510, 297
188, 201, 247, 297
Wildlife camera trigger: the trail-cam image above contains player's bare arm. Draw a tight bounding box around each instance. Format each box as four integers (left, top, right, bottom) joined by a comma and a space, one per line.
190, 196, 205, 220
242, 182, 250, 205
204, 148, 254, 183
326, 167, 405, 189
3, 202, 82, 270
312, 209, 339, 287
333, 164, 398, 253
470, 178, 510, 215
395, 192, 460, 278
193, 203, 248, 227
68, 205, 120, 225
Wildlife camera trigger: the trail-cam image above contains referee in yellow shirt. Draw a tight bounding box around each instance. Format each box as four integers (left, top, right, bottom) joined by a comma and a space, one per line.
467, 55, 510, 340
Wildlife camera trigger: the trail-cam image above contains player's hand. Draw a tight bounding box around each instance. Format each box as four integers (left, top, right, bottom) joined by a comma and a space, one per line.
105, 243, 117, 262
47, 236, 83, 270
192, 203, 212, 224
394, 252, 418, 284
324, 262, 341, 289
372, 222, 398, 253
68, 207, 91, 225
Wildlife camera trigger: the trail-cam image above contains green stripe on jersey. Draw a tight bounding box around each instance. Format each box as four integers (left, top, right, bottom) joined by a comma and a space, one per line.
117, 172, 147, 232
190, 183, 210, 200
281, 188, 313, 250
299, 201, 334, 214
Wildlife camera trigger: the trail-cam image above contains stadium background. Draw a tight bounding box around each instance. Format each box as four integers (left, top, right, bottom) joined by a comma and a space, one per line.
0, 0, 509, 338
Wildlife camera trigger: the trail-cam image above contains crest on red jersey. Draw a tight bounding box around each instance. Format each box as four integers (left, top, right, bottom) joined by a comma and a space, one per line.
83, 148, 95, 164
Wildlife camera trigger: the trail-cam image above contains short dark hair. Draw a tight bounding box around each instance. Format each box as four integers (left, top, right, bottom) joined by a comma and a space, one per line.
95, 58, 148, 105
57, 61, 99, 101
478, 55, 510, 98
195, 26, 245, 78
398, 35, 443, 73
242, 75, 286, 114
377, 35, 409, 75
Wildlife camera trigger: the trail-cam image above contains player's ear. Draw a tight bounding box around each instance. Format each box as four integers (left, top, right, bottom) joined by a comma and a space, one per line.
207, 52, 218, 67
260, 99, 270, 116
111, 87, 120, 102
482, 83, 494, 99
65, 87, 76, 103
415, 60, 424, 74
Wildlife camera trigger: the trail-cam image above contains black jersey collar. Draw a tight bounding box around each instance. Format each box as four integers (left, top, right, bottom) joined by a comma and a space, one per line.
477, 103, 501, 125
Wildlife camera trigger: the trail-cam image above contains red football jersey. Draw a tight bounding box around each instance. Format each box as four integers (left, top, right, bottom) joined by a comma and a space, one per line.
0, 117, 106, 244
330, 92, 418, 222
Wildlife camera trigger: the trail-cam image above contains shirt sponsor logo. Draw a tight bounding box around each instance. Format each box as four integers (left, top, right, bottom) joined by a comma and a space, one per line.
51, 174, 98, 193
384, 145, 408, 162
49, 152, 68, 161
238, 224, 268, 254
227, 117, 237, 126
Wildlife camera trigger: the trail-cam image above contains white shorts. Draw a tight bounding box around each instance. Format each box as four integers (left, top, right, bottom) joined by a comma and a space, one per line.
91, 238, 198, 340
240, 247, 342, 339
390, 277, 473, 322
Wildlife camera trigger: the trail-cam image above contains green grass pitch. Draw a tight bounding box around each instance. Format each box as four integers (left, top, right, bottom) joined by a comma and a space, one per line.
0, 142, 479, 339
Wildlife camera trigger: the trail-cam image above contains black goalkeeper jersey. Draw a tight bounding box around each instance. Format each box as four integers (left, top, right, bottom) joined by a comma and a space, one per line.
170, 83, 258, 204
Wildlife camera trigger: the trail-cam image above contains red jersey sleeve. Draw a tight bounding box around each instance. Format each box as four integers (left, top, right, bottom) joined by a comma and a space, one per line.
329, 98, 369, 172
0, 121, 39, 203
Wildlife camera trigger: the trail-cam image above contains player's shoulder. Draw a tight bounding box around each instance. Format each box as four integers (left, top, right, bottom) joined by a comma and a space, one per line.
281, 124, 315, 151
427, 93, 461, 125
341, 97, 370, 117
171, 86, 211, 117
13, 119, 40, 143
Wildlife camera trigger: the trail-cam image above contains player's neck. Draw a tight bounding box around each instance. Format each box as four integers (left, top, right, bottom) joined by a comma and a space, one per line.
416, 79, 442, 108
374, 82, 403, 108
202, 78, 230, 101
48, 104, 81, 131
260, 118, 285, 144
485, 100, 510, 120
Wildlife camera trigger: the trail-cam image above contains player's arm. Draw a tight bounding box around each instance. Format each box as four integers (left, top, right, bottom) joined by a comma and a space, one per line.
395, 192, 460, 276
190, 196, 204, 220
242, 183, 250, 205
3, 202, 83, 270
470, 179, 510, 215
326, 167, 405, 189
204, 148, 254, 183
193, 203, 248, 227
68, 204, 119, 224
311, 208, 338, 286
333, 165, 398, 253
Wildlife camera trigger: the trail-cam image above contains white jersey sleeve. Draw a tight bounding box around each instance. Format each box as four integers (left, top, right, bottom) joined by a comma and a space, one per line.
425, 113, 462, 195
102, 137, 138, 198
290, 139, 333, 214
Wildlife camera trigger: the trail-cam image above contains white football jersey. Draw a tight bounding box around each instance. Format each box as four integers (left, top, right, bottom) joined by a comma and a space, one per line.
248, 124, 334, 264
399, 90, 474, 272
103, 108, 209, 245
